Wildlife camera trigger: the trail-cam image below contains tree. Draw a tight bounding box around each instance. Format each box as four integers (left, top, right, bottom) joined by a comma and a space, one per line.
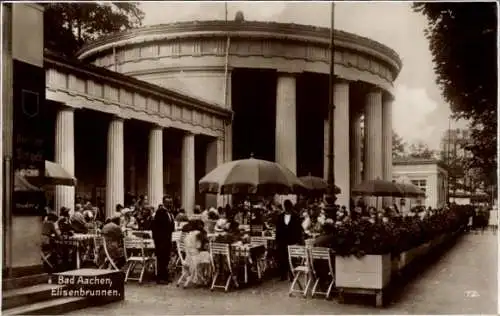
413, 2, 497, 186
392, 131, 407, 159
407, 141, 435, 159
44, 3, 145, 57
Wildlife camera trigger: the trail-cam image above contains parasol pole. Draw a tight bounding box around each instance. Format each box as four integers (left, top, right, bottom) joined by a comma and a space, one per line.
326, 2, 337, 215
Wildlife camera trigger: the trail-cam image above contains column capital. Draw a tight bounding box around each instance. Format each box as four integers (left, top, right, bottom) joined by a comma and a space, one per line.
367, 85, 383, 95
184, 131, 196, 137
334, 77, 350, 85
110, 114, 126, 122
383, 91, 395, 103
276, 70, 301, 77
150, 123, 163, 130
60, 104, 76, 112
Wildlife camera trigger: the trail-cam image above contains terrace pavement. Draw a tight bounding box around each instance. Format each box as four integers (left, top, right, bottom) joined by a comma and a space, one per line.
67, 231, 498, 315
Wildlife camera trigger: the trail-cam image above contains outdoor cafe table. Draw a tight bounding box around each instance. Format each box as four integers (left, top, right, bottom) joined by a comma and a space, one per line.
54, 233, 99, 269
136, 237, 265, 285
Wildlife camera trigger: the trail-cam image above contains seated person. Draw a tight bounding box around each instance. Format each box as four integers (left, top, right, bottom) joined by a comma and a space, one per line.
215, 212, 228, 232
83, 210, 96, 230
99, 216, 126, 269
122, 209, 138, 230
42, 212, 61, 246
138, 207, 153, 231
70, 209, 88, 234
205, 208, 219, 233
215, 216, 241, 244
175, 209, 188, 222
57, 207, 73, 235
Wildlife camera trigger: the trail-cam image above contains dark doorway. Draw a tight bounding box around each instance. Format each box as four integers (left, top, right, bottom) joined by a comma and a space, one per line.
74, 109, 108, 205
296, 72, 328, 177
231, 68, 277, 161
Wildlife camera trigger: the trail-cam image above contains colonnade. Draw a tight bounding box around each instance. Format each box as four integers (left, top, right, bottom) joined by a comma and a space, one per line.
274, 72, 393, 208
53, 73, 393, 216
53, 107, 223, 218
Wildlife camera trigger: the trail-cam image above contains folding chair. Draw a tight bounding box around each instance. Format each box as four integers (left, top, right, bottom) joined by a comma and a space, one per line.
209, 242, 238, 292
250, 237, 268, 278
310, 247, 335, 299
123, 237, 156, 283
171, 231, 183, 266
288, 245, 312, 297
94, 236, 120, 271
41, 245, 55, 270
175, 238, 189, 287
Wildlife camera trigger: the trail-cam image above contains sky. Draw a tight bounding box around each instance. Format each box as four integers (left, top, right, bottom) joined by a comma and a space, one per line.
140, 1, 467, 150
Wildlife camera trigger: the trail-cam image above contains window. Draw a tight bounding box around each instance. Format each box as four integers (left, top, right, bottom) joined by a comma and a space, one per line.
411, 179, 427, 193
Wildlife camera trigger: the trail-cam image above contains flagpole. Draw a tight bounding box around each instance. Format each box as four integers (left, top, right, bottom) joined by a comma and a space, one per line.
222, 1, 231, 206
326, 2, 337, 209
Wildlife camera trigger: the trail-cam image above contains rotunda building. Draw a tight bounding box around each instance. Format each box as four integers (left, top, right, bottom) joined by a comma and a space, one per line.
77, 20, 402, 208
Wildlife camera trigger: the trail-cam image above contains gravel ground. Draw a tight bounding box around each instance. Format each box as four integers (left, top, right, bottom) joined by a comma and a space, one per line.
68, 231, 498, 315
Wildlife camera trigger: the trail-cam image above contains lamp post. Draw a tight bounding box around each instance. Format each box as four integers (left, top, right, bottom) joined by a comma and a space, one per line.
325, 2, 337, 216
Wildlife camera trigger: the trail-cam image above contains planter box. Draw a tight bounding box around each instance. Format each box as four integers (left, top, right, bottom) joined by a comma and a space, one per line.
335, 254, 391, 289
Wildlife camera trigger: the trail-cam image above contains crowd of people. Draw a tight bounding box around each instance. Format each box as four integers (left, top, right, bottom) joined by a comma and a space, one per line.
41, 194, 495, 286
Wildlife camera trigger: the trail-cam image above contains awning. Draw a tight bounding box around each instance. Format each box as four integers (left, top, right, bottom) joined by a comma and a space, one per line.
45, 160, 77, 186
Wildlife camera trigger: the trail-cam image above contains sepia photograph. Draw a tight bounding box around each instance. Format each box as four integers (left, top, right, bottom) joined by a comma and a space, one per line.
1, 1, 497, 315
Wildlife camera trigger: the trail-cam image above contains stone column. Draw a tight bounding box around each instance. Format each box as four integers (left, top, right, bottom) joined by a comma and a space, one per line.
334, 80, 350, 208
206, 137, 224, 208
275, 73, 297, 205
382, 94, 394, 207
54, 106, 75, 215
275, 73, 297, 174
181, 132, 196, 215
106, 116, 124, 218
350, 113, 363, 188
364, 88, 383, 207
148, 125, 163, 210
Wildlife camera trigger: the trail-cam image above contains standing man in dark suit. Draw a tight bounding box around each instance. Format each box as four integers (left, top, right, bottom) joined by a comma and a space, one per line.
151, 197, 175, 284
275, 199, 303, 281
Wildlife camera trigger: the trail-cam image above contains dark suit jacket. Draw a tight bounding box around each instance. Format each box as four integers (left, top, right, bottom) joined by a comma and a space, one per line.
151, 207, 174, 249
275, 212, 303, 246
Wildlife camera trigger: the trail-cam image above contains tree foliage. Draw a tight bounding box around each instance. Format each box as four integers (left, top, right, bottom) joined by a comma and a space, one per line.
413, 2, 497, 185
392, 131, 407, 159
43, 3, 145, 57
407, 141, 435, 159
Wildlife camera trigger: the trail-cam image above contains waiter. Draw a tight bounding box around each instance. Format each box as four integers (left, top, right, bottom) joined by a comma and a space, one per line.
151, 196, 175, 284
275, 199, 303, 281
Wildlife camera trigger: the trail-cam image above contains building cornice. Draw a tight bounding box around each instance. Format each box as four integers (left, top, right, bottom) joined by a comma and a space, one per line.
124, 65, 233, 77
44, 50, 232, 119
393, 158, 448, 171
77, 20, 402, 80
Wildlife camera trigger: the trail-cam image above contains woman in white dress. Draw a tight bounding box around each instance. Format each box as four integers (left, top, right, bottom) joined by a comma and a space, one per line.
183, 221, 211, 287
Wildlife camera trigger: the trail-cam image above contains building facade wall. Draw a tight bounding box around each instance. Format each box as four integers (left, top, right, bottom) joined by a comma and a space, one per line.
5, 3, 46, 271
393, 163, 448, 209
